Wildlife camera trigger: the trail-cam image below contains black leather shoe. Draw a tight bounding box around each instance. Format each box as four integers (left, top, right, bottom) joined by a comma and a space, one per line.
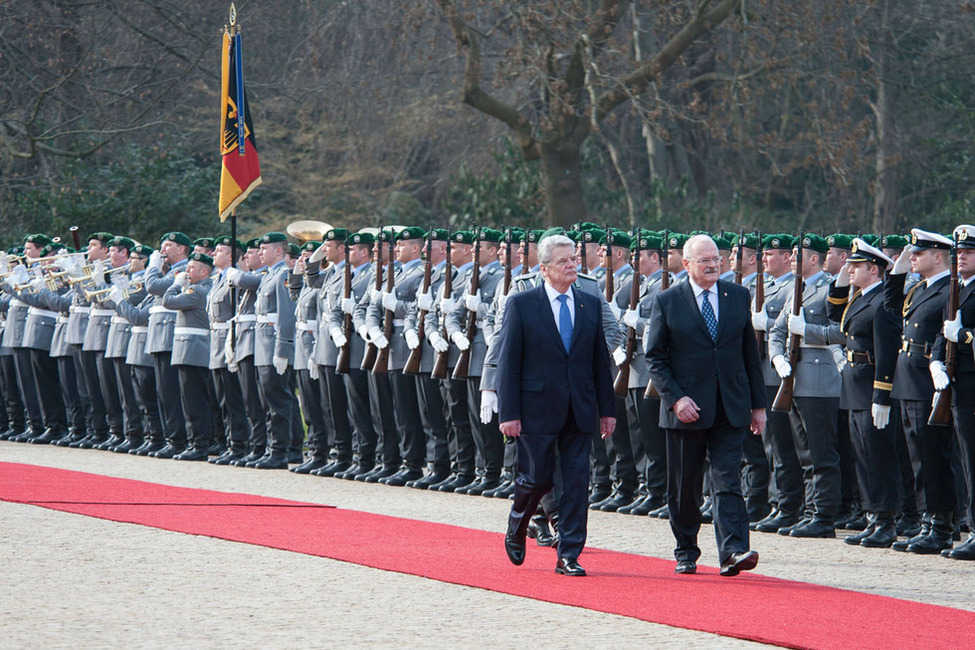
481, 478, 513, 498
505, 527, 526, 566
745, 497, 772, 523
435, 474, 475, 493
944, 535, 975, 560
844, 522, 878, 545
617, 494, 648, 515
777, 517, 811, 536
316, 460, 354, 477
151, 444, 182, 459
908, 531, 953, 555
755, 509, 799, 533
463, 477, 500, 496
365, 465, 399, 483
860, 516, 896, 548
95, 434, 123, 451
252, 452, 290, 470
111, 439, 139, 454
700, 498, 713, 524
355, 464, 385, 482
789, 519, 836, 538
133, 441, 164, 456
211, 451, 246, 466
410, 472, 450, 490
29, 428, 67, 445
675, 560, 697, 575
526, 515, 556, 547
336, 463, 369, 480
292, 457, 329, 475
173, 447, 210, 461
631, 495, 666, 516
594, 491, 636, 513
57, 430, 85, 446
893, 520, 932, 552
719, 550, 759, 577
588, 485, 612, 504
232, 450, 263, 467
245, 453, 271, 468
383, 469, 423, 487
555, 557, 586, 577
896, 514, 922, 538
648, 504, 670, 519
843, 514, 869, 531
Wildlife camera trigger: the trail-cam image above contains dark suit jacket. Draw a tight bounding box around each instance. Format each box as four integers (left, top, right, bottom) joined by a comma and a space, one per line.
645, 280, 766, 430
884, 272, 950, 401
496, 283, 615, 436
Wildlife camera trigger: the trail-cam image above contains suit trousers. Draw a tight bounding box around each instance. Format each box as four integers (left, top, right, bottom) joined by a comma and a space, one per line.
848, 408, 902, 513
212, 367, 250, 452
343, 367, 375, 465
416, 374, 450, 474
605, 395, 639, 494
57, 356, 84, 433
13, 348, 42, 431
131, 365, 163, 444
237, 356, 268, 453
763, 385, 804, 516
30, 348, 65, 432
443, 378, 475, 476
177, 365, 213, 450
0, 354, 25, 431
627, 390, 667, 497
837, 408, 859, 510
256, 364, 294, 454
509, 406, 590, 561
297, 367, 327, 457
667, 398, 750, 565
790, 396, 841, 521
895, 412, 920, 518
902, 399, 956, 514
153, 352, 187, 447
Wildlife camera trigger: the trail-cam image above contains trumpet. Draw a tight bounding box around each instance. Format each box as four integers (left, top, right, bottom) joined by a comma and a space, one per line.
84, 281, 143, 301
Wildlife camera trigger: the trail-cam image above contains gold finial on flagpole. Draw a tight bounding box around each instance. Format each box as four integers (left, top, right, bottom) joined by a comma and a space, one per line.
229, 3, 237, 27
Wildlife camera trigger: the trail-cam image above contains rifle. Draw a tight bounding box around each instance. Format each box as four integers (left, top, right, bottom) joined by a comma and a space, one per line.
360, 224, 383, 371
929, 233, 960, 426
452, 226, 481, 380
734, 229, 744, 285
660, 229, 670, 291
604, 225, 615, 303
502, 226, 513, 296
372, 227, 396, 374
754, 230, 765, 351
576, 223, 588, 274
431, 229, 452, 379
335, 239, 353, 374
614, 227, 640, 396
404, 231, 434, 375
772, 232, 805, 413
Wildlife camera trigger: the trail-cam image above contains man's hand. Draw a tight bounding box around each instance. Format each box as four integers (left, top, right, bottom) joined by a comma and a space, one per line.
451, 330, 470, 351
309, 242, 327, 264
611, 346, 628, 366
173, 272, 190, 289
429, 331, 449, 353
835, 263, 851, 288
341, 297, 356, 315
480, 390, 498, 425
622, 308, 641, 330
464, 290, 483, 313
750, 408, 767, 436
369, 326, 389, 349
944, 310, 963, 343
108, 286, 125, 305
224, 267, 242, 285
330, 327, 348, 348
772, 354, 792, 379
787, 311, 806, 337
272, 355, 288, 375
416, 291, 433, 312
440, 297, 457, 315
147, 251, 163, 273
381, 290, 399, 312
872, 403, 891, 429
599, 417, 616, 439
673, 396, 701, 424
308, 362, 320, 381
608, 301, 622, 321
500, 419, 521, 438
930, 360, 950, 391
404, 329, 420, 350
891, 251, 912, 275
751, 310, 769, 332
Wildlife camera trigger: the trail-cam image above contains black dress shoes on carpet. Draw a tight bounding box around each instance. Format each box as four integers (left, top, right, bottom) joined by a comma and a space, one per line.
555, 557, 586, 577
505, 527, 526, 566
719, 550, 759, 577
674, 560, 697, 575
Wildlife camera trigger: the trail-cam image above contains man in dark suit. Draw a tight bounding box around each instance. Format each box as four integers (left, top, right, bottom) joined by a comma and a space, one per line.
497, 233, 616, 577
646, 234, 767, 576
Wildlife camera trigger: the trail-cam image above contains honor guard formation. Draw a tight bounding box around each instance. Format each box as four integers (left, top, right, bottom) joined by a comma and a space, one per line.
2, 222, 975, 562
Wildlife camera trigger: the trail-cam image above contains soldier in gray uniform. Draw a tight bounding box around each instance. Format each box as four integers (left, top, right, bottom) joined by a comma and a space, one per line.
206, 237, 251, 465
162, 252, 215, 460
226, 232, 296, 470
769, 234, 845, 538
144, 231, 190, 458
0, 288, 24, 439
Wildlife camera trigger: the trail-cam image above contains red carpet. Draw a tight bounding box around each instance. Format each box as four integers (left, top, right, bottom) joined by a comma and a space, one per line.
2, 461, 971, 649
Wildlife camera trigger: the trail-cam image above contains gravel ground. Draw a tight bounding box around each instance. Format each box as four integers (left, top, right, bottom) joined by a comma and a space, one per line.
2, 441, 972, 648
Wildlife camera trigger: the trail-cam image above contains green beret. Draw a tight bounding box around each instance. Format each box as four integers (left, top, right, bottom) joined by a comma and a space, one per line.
193, 237, 215, 249
477, 228, 504, 243
764, 234, 794, 250
213, 236, 244, 251
325, 228, 349, 241
539, 226, 567, 241
798, 233, 829, 255
452, 230, 475, 245
826, 233, 853, 251
40, 242, 65, 256
631, 232, 663, 251
397, 226, 427, 241
161, 232, 192, 248
666, 233, 690, 250
423, 228, 448, 242
246, 238, 262, 249
721, 231, 738, 244
881, 234, 908, 250
87, 232, 113, 244
131, 245, 154, 257
580, 227, 605, 244
526, 229, 545, 244
261, 232, 288, 244
301, 241, 322, 252
601, 230, 632, 248
504, 227, 524, 244
108, 236, 135, 250
737, 233, 762, 250
8, 246, 24, 255
349, 231, 376, 246
187, 252, 214, 268
25, 234, 53, 246
576, 221, 602, 232
860, 234, 879, 247
287, 243, 301, 257
378, 228, 396, 243
712, 235, 733, 251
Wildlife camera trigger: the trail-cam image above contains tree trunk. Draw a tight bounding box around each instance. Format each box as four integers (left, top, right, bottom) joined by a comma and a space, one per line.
540, 140, 588, 228
872, 0, 897, 234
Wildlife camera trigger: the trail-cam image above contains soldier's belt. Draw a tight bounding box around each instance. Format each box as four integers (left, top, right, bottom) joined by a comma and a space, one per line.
56, 315, 69, 324
296, 320, 318, 332
257, 314, 278, 325
149, 306, 177, 315
27, 307, 59, 320
91, 309, 115, 318
174, 327, 209, 337
69, 305, 89, 314
846, 350, 875, 365
210, 322, 231, 331
799, 343, 828, 349
110, 316, 128, 325
901, 340, 932, 358
392, 318, 405, 327
236, 315, 256, 323
130, 326, 148, 334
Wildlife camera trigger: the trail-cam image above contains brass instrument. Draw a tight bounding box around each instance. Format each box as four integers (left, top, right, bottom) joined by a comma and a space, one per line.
83, 281, 143, 302
286, 219, 333, 244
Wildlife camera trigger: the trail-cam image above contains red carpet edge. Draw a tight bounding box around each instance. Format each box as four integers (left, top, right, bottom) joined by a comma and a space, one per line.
1, 461, 970, 649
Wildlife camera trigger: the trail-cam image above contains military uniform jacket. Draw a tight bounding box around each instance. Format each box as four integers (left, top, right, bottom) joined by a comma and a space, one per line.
424, 262, 472, 375
115, 292, 153, 368
365, 259, 424, 371
932, 277, 975, 407
444, 260, 504, 379
207, 269, 234, 370
236, 261, 295, 366
1, 289, 28, 349
405, 260, 449, 374
620, 268, 666, 389
827, 282, 900, 410
0, 296, 10, 356
232, 267, 261, 361
162, 278, 212, 368
14, 287, 59, 352
37, 288, 71, 358
327, 262, 373, 370
312, 263, 343, 368
293, 274, 322, 371
60, 287, 89, 346
144, 259, 187, 355
756, 272, 794, 387
884, 270, 949, 401
105, 285, 146, 360
769, 272, 842, 399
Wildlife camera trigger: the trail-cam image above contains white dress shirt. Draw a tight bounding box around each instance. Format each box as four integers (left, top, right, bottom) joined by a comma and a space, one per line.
688, 278, 719, 321
544, 281, 574, 336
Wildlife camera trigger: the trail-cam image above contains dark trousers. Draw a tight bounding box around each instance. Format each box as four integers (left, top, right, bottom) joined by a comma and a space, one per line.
444, 378, 475, 476
56, 356, 84, 433
237, 356, 267, 453
13, 347, 42, 431
467, 377, 502, 477
78, 349, 106, 434
177, 365, 213, 450
628, 390, 667, 498
417, 374, 450, 474
297, 367, 327, 457
153, 352, 186, 447
952, 406, 975, 525
667, 398, 750, 565
0, 354, 25, 431
902, 399, 956, 514
605, 395, 639, 494
343, 367, 375, 466
131, 365, 163, 444
256, 364, 294, 454
111, 358, 140, 437
763, 385, 804, 515
95, 350, 122, 433
790, 396, 841, 521
368, 371, 399, 467
323, 365, 353, 461
390, 370, 425, 469
849, 408, 902, 512
509, 406, 590, 560
30, 348, 65, 432
68, 346, 91, 435
212, 367, 250, 452
837, 408, 859, 510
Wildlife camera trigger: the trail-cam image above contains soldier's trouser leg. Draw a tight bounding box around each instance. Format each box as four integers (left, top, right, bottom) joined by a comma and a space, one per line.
902, 400, 957, 514
256, 363, 294, 454
30, 348, 65, 432
237, 356, 267, 454
389, 370, 424, 470
607, 395, 639, 494
837, 408, 859, 511
14, 347, 42, 432
790, 396, 841, 521
131, 365, 163, 445
213, 367, 250, 452
467, 377, 502, 479
849, 408, 902, 513
630, 390, 667, 499
69, 346, 91, 434
95, 350, 122, 434
298, 367, 327, 458
417, 374, 450, 475
112, 359, 140, 439
444, 378, 475, 476
0, 354, 25, 430
324, 365, 353, 463
57, 356, 84, 433
344, 368, 375, 465
764, 385, 804, 516
153, 352, 186, 447
368, 372, 399, 467
177, 365, 213, 450
951, 407, 975, 526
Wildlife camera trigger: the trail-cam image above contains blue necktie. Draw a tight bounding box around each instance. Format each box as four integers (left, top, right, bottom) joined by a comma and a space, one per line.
557, 294, 572, 352
701, 290, 718, 341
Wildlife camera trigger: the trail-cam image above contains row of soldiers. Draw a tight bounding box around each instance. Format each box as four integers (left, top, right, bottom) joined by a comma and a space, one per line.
1, 222, 973, 561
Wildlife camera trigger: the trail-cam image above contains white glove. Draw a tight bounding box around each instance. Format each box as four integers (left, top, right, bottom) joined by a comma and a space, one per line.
835, 263, 851, 288
831, 345, 847, 373
608, 300, 622, 321
416, 291, 433, 312
224, 333, 235, 366
91, 260, 106, 286
147, 250, 163, 272
429, 331, 449, 353
356, 323, 370, 341
944, 310, 963, 343
369, 326, 389, 349
224, 267, 242, 285
382, 290, 399, 312
308, 362, 320, 381
871, 403, 891, 430
108, 286, 126, 305
751, 310, 769, 332
441, 297, 457, 315
31, 275, 46, 292
612, 346, 628, 366
10, 265, 28, 286
464, 290, 483, 313
451, 330, 470, 351
112, 273, 130, 290
788, 311, 806, 337
174, 272, 190, 289
930, 360, 950, 391
480, 390, 498, 425
273, 355, 288, 375
405, 329, 420, 349
330, 327, 348, 348
341, 297, 356, 314
891, 252, 912, 275
227, 358, 239, 373
622, 308, 641, 330
772, 354, 792, 379
309, 242, 328, 264
497, 292, 508, 312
